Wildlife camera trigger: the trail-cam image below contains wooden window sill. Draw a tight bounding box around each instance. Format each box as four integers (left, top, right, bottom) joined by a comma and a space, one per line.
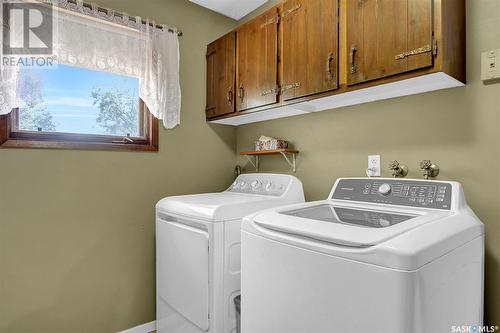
0, 100, 159, 152
0, 138, 158, 151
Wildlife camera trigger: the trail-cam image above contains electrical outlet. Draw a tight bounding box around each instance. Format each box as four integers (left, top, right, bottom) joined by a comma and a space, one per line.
367, 155, 381, 177
482, 49, 500, 81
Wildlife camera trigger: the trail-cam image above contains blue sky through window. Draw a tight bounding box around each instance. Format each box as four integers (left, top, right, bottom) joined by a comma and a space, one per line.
18, 64, 140, 137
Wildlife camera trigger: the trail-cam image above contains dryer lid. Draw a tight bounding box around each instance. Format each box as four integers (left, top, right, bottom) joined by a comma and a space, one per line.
254, 204, 445, 247
156, 192, 275, 221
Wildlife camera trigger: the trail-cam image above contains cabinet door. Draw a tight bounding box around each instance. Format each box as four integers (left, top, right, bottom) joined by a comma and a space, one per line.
237, 8, 279, 112
282, 0, 339, 101
347, 0, 433, 85
206, 32, 236, 119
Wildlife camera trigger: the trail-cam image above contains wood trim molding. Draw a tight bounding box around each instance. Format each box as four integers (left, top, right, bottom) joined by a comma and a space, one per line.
0, 113, 10, 145
1, 138, 159, 151
0, 101, 159, 152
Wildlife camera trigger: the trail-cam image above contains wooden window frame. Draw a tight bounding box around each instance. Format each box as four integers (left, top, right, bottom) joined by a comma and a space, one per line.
0, 100, 158, 151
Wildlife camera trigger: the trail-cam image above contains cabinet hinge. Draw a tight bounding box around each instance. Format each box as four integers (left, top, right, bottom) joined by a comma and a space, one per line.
432, 38, 438, 56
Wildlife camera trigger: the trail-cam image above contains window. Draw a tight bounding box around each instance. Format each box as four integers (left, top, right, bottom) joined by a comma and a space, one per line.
0, 0, 181, 149
0, 64, 158, 151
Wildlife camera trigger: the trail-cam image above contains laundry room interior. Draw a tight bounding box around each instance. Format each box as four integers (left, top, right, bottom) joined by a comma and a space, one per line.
0, 0, 499, 332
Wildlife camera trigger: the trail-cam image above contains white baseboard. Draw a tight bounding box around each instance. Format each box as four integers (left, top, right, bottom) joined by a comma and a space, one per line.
117, 321, 156, 333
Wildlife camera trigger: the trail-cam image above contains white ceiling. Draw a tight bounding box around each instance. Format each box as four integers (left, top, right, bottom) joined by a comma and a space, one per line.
189, 0, 269, 20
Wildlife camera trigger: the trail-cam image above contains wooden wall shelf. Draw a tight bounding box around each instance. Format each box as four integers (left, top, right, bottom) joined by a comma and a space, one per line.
240, 149, 299, 172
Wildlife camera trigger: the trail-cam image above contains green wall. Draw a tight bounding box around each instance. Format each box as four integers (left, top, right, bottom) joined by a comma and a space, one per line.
1, 0, 499, 331
0, 0, 236, 332
236, 0, 500, 326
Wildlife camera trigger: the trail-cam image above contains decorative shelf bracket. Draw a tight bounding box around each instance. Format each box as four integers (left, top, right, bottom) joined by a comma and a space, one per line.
244, 154, 260, 172
280, 151, 297, 172
240, 149, 299, 173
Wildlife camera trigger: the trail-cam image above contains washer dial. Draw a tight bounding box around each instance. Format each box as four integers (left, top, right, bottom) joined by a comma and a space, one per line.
378, 183, 392, 196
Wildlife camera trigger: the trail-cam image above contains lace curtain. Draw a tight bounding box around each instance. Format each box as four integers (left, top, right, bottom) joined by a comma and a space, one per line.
0, 6, 19, 115
0, 0, 181, 129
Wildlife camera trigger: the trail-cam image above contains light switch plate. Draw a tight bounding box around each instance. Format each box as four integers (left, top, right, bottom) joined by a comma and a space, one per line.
367, 155, 381, 177
481, 49, 500, 81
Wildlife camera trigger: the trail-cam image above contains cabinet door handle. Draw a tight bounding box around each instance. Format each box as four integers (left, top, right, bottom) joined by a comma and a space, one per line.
261, 86, 278, 96
282, 4, 301, 18
395, 44, 432, 60
281, 82, 301, 92
238, 84, 245, 101
326, 52, 335, 81
227, 87, 233, 103
350, 45, 357, 74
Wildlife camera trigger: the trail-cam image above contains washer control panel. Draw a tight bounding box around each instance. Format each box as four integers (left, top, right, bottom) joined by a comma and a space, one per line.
227, 174, 291, 197
332, 179, 453, 210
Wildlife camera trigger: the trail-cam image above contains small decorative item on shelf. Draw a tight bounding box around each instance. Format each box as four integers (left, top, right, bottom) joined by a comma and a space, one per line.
255, 136, 289, 151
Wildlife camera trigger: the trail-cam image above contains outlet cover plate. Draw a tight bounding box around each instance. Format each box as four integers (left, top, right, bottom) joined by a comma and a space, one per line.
482, 49, 500, 81
368, 155, 381, 177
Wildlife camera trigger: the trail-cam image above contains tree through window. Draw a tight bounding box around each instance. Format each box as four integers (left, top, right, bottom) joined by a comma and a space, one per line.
0, 64, 158, 151
18, 64, 141, 137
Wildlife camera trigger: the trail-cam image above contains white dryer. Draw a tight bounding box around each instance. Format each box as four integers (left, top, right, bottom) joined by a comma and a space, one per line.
156, 173, 304, 333
242, 178, 484, 333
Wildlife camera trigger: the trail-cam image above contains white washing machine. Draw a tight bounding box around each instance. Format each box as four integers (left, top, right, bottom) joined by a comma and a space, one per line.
156, 173, 304, 333
242, 178, 484, 333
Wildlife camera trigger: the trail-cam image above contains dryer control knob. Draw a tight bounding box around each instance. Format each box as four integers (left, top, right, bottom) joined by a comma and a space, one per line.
251, 180, 262, 190
240, 182, 248, 190
378, 183, 392, 196
265, 182, 274, 192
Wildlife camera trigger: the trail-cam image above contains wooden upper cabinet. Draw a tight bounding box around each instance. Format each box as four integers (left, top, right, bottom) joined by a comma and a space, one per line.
206, 32, 236, 119
237, 8, 280, 112
281, 0, 339, 100
347, 0, 434, 85
206, 0, 465, 125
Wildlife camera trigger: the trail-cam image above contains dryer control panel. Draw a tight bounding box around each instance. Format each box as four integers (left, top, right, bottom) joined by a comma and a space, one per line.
227, 174, 296, 197
331, 179, 453, 210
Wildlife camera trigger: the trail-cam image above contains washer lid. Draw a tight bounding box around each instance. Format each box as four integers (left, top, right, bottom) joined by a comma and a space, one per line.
254, 204, 445, 247
156, 192, 275, 221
